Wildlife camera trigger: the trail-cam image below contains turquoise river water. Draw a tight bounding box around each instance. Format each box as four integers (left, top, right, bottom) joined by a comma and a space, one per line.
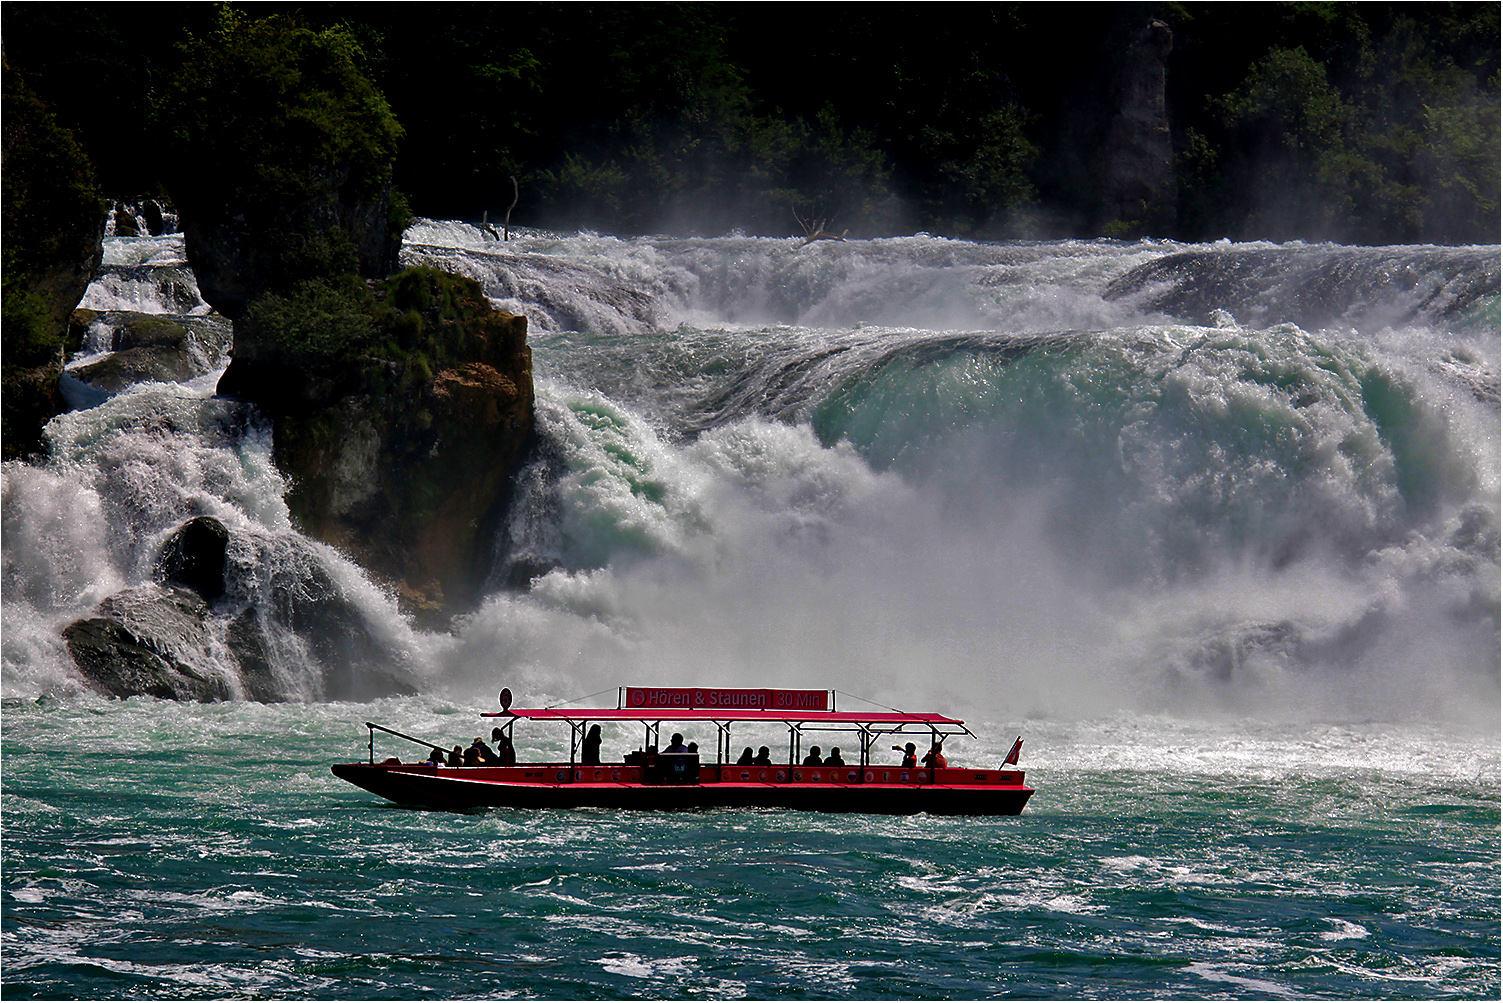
3, 223, 1499, 998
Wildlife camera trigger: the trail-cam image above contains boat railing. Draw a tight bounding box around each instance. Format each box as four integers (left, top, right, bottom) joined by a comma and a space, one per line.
363, 721, 446, 764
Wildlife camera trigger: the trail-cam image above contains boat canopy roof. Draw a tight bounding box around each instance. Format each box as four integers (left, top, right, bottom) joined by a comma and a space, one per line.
483, 707, 964, 727
480, 686, 971, 733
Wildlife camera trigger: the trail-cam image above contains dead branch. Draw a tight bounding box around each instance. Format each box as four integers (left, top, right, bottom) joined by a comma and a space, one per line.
480, 210, 501, 240
793, 207, 848, 246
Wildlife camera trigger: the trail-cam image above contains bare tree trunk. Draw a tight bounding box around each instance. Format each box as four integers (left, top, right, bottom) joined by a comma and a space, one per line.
504, 177, 518, 242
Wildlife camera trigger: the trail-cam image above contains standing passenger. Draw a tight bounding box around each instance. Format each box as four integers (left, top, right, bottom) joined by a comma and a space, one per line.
491, 728, 517, 766
582, 724, 603, 765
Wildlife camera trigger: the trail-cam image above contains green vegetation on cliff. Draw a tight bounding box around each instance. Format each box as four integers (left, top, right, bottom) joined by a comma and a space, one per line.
159, 11, 403, 225
151, 12, 407, 321
2, 63, 104, 364
2, 59, 106, 459
236, 266, 515, 400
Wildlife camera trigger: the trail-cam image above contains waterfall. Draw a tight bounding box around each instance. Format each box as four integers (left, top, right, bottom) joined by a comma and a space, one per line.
3, 222, 1496, 723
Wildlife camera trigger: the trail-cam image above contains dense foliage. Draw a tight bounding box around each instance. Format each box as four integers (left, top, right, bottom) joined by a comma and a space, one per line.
1, 62, 104, 365
156, 12, 403, 217
3, 3, 1497, 242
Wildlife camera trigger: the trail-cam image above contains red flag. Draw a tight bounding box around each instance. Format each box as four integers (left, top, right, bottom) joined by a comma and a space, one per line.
1003, 736, 1023, 766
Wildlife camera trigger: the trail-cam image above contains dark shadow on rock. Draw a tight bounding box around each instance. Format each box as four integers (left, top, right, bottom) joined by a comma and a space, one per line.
156, 515, 229, 603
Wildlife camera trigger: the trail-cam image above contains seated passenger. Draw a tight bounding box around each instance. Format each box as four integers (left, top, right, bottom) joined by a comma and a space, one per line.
463, 742, 482, 766
736, 747, 755, 765
802, 746, 823, 766
895, 742, 918, 768
472, 737, 499, 764
686, 742, 699, 758
824, 747, 845, 767
490, 728, 517, 766
425, 747, 445, 767
921, 742, 947, 769
752, 746, 772, 767
447, 745, 464, 767
582, 724, 603, 766
664, 733, 689, 754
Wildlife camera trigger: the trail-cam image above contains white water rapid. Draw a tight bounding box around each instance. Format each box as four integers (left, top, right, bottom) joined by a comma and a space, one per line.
3, 222, 1497, 727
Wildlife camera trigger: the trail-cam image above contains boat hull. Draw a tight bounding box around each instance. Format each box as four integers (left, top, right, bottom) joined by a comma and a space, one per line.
331, 762, 1034, 815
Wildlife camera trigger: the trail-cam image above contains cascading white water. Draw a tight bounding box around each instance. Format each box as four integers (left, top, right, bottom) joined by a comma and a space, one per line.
3, 221, 1497, 724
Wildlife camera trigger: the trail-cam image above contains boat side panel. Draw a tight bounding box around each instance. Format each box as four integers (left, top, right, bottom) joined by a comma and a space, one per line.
332, 764, 1034, 815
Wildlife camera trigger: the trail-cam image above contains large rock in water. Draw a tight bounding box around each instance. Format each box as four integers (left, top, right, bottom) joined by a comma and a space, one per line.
64, 516, 421, 702
63, 585, 232, 702
156, 515, 231, 602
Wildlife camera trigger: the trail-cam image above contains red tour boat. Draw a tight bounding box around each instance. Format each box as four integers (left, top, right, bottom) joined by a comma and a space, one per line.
331, 686, 1034, 815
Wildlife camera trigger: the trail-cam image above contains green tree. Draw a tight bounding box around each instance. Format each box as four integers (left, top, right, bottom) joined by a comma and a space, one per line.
158, 9, 407, 302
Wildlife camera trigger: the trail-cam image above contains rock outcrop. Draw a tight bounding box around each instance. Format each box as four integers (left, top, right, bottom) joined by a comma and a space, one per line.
181, 175, 402, 324
1100, 20, 1176, 234
218, 266, 535, 621
67, 312, 233, 393
155, 18, 534, 622
160, 17, 406, 323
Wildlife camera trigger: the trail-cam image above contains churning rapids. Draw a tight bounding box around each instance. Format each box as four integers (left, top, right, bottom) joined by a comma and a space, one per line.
2, 220, 1499, 1001
3, 220, 1498, 722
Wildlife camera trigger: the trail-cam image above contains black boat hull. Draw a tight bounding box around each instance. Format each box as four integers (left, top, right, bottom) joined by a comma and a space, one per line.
332, 762, 1034, 815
